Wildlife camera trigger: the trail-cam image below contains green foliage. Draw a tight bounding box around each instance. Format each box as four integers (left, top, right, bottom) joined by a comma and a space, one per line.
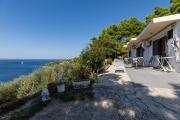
0, 61, 91, 103
16, 68, 57, 99
104, 58, 113, 65
58, 62, 90, 82
145, 0, 180, 24
0, 67, 57, 101
79, 42, 106, 78
154, 6, 171, 16
99, 24, 121, 41
76, 18, 144, 77
170, 0, 180, 13
0, 82, 18, 104
145, 14, 157, 24
2, 0, 180, 113
45, 60, 68, 67
145, 6, 171, 24
118, 17, 146, 37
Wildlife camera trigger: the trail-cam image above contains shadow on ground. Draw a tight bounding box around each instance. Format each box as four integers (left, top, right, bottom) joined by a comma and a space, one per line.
31, 73, 180, 120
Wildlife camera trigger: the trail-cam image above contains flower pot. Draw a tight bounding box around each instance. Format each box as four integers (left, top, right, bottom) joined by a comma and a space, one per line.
57, 84, 65, 93
48, 82, 57, 93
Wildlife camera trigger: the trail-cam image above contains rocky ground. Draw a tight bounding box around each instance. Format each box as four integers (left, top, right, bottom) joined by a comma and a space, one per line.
31, 65, 180, 120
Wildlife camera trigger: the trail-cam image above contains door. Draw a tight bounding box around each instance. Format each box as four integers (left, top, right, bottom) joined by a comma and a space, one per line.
161, 36, 168, 57
153, 36, 167, 57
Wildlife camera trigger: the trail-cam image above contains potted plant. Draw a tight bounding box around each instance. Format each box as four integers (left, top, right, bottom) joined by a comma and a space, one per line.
47, 82, 57, 94
56, 76, 65, 93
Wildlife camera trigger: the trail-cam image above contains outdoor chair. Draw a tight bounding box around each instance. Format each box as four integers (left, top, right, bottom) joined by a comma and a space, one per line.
137, 57, 144, 67
114, 59, 125, 72
124, 57, 133, 67
132, 57, 144, 68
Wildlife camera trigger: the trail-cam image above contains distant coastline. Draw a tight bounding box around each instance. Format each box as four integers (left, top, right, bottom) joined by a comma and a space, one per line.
0, 59, 64, 83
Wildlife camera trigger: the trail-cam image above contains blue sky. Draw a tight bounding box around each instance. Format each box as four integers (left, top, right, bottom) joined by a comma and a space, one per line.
0, 0, 169, 59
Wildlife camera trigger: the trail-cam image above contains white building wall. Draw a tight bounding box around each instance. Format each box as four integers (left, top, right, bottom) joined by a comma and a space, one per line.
143, 24, 176, 66
174, 21, 180, 72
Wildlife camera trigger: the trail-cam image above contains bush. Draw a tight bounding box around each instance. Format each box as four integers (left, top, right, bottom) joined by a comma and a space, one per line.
0, 60, 92, 113
57, 62, 90, 82
104, 58, 112, 65
0, 67, 57, 102
16, 68, 56, 99
0, 81, 19, 104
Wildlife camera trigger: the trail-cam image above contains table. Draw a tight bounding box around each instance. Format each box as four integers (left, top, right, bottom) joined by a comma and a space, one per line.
159, 56, 175, 72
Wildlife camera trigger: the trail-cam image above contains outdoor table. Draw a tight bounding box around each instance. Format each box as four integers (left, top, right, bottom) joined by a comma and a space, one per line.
159, 56, 175, 72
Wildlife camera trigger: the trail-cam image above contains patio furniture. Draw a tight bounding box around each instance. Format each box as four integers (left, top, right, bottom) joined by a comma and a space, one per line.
124, 58, 132, 67
137, 57, 144, 67
150, 56, 161, 68
114, 59, 125, 72
159, 56, 175, 72
132, 57, 144, 68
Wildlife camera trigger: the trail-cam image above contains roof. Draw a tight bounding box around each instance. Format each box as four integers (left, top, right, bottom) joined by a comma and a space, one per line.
126, 14, 180, 49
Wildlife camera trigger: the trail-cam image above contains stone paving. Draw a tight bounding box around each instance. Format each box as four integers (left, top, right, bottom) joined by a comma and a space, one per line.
126, 67, 180, 89
31, 65, 180, 120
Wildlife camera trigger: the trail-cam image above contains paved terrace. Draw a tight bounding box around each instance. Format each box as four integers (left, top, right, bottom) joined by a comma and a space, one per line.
31, 62, 180, 120
126, 67, 180, 89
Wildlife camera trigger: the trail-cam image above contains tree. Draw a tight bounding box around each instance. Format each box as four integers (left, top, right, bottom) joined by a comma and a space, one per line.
118, 17, 146, 37
79, 37, 106, 79
170, 0, 180, 13
145, 14, 157, 24
145, 6, 171, 24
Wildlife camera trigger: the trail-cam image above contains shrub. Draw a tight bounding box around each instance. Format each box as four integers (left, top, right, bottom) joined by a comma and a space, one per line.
0, 67, 58, 101
16, 68, 56, 99
0, 81, 19, 104
0, 60, 92, 109
104, 58, 112, 65
59, 62, 90, 82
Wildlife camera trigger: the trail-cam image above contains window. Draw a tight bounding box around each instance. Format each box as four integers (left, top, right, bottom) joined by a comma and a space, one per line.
168, 29, 173, 39
153, 37, 167, 57
136, 46, 144, 57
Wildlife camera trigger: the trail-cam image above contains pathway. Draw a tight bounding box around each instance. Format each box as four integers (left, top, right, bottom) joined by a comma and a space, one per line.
31, 65, 180, 120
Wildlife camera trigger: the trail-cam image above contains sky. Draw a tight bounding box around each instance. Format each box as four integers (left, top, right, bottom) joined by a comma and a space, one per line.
0, 0, 170, 59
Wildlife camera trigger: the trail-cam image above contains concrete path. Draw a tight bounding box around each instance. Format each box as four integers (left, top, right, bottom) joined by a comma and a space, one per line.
126, 67, 180, 89
31, 65, 180, 120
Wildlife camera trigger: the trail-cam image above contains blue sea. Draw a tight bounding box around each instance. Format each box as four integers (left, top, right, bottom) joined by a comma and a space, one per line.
0, 59, 59, 83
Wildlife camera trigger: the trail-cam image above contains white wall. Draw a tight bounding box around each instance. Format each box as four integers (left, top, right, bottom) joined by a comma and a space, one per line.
143, 23, 176, 66
174, 21, 180, 72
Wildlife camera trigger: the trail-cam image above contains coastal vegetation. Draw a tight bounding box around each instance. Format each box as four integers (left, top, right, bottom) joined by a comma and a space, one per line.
0, 0, 180, 117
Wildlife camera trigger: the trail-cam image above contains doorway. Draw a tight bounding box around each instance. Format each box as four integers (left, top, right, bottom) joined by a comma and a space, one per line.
153, 36, 168, 57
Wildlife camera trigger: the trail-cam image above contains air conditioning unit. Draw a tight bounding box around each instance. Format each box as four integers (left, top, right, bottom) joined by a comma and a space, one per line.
145, 41, 151, 47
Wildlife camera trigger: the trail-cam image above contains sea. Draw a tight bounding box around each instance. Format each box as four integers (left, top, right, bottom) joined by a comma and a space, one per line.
0, 59, 60, 83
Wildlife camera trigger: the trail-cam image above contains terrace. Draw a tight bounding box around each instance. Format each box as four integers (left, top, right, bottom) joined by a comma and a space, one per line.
126, 67, 180, 89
